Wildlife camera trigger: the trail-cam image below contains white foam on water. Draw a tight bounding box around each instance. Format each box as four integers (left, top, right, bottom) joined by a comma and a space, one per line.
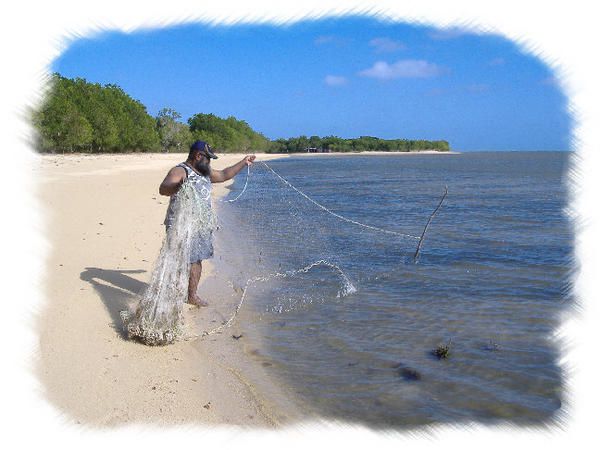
201, 259, 356, 335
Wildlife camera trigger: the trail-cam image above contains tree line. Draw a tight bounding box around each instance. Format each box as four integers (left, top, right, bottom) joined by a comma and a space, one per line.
32, 74, 450, 154
269, 135, 450, 153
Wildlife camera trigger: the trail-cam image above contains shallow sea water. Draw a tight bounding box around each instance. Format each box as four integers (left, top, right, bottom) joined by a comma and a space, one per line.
207, 152, 572, 427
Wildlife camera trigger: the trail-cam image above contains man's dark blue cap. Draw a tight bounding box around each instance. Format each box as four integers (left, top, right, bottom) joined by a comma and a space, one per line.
190, 140, 218, 159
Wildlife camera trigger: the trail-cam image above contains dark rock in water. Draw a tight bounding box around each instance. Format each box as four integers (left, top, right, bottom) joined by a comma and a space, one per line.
232, 334, 243, 340
392, 362, 422, 381
398, 367, 422, 381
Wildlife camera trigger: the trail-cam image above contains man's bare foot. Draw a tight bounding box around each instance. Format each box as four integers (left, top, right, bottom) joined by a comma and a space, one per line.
187, 295, 209, 307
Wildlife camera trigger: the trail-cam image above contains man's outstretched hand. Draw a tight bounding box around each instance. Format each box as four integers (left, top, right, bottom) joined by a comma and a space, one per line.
244, 155, 256, 166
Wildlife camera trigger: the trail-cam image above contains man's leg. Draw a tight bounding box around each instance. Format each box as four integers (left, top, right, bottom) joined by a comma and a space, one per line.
187, 261, 209, 306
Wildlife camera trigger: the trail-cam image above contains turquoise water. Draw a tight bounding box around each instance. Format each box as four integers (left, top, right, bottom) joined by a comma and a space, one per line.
213, 152, 571, 427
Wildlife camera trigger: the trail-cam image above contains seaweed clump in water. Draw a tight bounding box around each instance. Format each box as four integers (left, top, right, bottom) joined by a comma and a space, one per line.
432, 339, 452, 360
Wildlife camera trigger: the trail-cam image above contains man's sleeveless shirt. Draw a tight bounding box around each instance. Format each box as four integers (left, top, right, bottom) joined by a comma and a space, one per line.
164, 163, 212, 228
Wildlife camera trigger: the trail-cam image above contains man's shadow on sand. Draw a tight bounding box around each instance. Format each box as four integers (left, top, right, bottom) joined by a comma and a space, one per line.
80, 267, 148, 338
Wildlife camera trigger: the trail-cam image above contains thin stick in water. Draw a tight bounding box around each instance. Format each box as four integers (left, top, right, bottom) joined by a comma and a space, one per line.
413, 185, 448, 263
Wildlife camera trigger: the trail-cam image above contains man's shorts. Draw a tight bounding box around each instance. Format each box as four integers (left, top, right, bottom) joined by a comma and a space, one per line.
189, 231, 214, 263
166, 226, 214, 264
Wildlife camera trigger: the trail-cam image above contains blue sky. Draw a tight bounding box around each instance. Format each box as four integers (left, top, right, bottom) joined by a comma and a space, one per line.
53, 17, 570, 151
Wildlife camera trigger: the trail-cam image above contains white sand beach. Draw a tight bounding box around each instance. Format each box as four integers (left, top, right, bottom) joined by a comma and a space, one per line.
34, 152, 301, 427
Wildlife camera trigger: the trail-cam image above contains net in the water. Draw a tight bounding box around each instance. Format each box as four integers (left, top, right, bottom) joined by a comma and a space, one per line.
121, 180, 214, 345
211, 162, 422, 321
121, 160, 438, 343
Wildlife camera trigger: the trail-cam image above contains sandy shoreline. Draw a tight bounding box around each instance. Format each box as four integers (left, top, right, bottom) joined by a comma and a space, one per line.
35, 152, 300, 427
34, 149, 456, 427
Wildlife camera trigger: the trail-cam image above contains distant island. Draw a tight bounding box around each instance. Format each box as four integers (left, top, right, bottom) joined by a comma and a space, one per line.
32, 74, 450, 154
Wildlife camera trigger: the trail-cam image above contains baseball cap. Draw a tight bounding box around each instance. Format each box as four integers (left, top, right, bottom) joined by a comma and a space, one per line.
190, 140, 218, 159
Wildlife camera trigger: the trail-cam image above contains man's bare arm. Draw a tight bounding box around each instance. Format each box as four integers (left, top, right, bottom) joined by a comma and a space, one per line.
159, 167, 186, 196
210, 155, 256, 183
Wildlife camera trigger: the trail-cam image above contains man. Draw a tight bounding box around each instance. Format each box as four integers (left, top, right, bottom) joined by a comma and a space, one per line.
159, 140, 256, 306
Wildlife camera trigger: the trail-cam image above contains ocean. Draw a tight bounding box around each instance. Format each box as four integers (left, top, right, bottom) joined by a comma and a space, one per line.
206, 152, 572, 427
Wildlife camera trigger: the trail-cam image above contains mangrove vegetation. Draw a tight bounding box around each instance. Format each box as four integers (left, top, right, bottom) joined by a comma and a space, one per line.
32, 74, 450, 154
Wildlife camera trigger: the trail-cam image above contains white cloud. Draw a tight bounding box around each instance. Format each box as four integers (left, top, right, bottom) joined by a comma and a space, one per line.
358, 60, 442, 80
368, 37, 405, 53
324, 75, 348, 87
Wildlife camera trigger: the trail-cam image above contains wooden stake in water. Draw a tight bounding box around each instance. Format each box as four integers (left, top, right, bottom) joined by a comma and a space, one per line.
413, 185, 448, 263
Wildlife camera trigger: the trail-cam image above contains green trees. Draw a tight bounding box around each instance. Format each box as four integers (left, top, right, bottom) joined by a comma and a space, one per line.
156, 108, 193, 152
33, 74, 450, 154
33, 79, 94, 152
99, 83, 160, 152
34, 74, 160, 153
188, 113, 270, 153
266, 135, 450, 153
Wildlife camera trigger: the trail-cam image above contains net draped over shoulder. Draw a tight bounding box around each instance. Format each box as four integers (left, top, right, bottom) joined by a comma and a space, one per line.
122, 178, 210, 345
164, 163, 216, 263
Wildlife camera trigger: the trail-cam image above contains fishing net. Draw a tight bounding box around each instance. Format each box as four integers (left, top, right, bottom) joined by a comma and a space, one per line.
121, 159, 443, 344
197, 160, 439, 337
121, 179, 215, 345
